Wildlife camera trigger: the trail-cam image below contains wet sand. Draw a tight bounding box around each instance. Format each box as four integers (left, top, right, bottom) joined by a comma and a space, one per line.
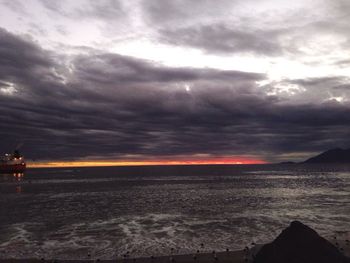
0, 240, 349, 263
0, 249, 248, 263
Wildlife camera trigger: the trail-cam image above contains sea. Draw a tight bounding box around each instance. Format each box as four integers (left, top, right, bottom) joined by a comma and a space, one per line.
0, 164, 349, 259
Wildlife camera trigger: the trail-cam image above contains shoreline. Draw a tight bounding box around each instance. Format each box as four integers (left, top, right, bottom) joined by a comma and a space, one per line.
0, 239, 348, 263
0, 249, 247, 263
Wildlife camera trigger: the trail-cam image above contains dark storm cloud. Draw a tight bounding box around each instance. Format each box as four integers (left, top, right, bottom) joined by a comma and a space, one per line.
1, 28, 350, 162
1, 0, 28, 15
141, 0, 291, 56
38, 0, 125, 19
37, 0, 131, 39
74, 0, 125, 20
38, 0, 64, 13
72, 52, 264, 85
283, 76, 350, 102
334, 59, 350, 66
0, 28, 63, 98
154, 18, 350, 57
143, 0, 236, 25
0, 28, 51, 69
288, 77, 346, 87
159, 24, 283, 56
140, 0, 350, 58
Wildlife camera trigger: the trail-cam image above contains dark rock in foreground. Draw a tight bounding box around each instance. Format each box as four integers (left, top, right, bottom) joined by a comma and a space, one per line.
254, 221, 350, 263
304, 148, 350, 163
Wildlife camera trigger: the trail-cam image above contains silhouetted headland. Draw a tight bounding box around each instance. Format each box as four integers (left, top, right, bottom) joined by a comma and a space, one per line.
278, 161, 296, 165
279, 148, 350, 164
304, 148, 350, 164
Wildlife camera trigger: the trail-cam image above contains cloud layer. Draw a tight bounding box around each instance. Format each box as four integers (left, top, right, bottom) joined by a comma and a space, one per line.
0, 0, 350, 162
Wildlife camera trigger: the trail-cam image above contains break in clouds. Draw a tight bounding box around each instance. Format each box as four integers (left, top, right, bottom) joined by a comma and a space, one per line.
0, 0, 350, 162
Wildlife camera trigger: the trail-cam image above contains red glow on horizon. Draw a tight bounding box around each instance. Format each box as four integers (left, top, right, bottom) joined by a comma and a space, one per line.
28, 156, 267, 168
162, 157, 266, 165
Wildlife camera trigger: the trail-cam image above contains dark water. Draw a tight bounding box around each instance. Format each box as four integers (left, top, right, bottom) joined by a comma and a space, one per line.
0, 164, 349, 259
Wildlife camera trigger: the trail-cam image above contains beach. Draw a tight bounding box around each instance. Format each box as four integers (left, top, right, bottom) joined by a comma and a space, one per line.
0, 249, 245, 263
0, 235, 349, 263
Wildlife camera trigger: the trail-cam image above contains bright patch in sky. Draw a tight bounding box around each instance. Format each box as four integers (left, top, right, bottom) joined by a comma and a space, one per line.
0, 82, 16, 95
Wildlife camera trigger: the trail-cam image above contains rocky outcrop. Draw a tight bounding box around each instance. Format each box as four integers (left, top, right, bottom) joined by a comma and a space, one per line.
254, 221, 350, 263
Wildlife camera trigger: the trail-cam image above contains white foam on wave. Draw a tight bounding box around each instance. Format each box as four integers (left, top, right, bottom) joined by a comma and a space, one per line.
0, 214, 244, 259
1, 211, 349, 260
0, 223, 42, 258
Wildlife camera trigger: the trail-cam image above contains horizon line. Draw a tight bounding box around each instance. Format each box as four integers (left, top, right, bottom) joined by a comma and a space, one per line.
27, 159, 268, 168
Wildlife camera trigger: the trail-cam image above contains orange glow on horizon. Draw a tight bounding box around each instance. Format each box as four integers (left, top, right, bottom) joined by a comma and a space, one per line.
28, 157, 267, 168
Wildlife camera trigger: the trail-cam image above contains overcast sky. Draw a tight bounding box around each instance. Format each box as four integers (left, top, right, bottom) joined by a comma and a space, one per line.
0, 0, 350, 163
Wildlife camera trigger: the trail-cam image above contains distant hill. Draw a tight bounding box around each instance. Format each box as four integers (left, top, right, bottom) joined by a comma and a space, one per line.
279, 161, 296, 165
304, 148, 350, 163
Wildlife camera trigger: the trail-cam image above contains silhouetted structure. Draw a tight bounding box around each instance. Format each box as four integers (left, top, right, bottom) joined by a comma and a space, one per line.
0, 149, 26, 173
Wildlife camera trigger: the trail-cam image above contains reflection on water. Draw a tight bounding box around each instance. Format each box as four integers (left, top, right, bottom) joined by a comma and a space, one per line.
0, 172, 25, 193
14, 172, 24, 182
15, 185, 22, 194
0, 172, 25, 182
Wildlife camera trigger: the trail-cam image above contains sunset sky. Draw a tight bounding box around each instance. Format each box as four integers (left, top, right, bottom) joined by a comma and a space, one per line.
0, 0, 350, 165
